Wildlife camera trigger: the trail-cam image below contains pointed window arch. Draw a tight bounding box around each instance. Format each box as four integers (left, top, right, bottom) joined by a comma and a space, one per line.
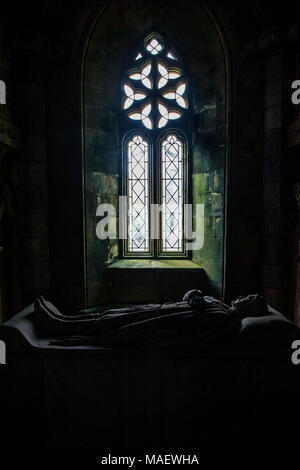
120, 33, 191, 257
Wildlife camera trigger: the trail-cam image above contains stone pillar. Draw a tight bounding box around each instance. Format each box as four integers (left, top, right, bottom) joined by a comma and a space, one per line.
10, 38, 50, 309
259, 28, 287, 311
0, 39, 22, 320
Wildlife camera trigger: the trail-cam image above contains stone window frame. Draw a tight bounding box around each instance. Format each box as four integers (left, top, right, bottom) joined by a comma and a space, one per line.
119, 31, 192, 260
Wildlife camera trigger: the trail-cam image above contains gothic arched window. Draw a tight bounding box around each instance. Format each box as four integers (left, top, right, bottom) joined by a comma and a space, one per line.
120, 33, 191, 257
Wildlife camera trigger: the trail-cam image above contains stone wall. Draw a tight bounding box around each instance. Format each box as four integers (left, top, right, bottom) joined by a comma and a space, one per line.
2, 0, 297, 315
84, 0, 227, 306
263, 52, 285, 309
11, 47, 50, 308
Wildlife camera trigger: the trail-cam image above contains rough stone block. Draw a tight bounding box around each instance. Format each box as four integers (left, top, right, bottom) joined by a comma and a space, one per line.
264, 209, 281, 235
265, 80, 282, 107
264, 265, 280, 288
265, 104, 282, 131
264, 182, 281, 209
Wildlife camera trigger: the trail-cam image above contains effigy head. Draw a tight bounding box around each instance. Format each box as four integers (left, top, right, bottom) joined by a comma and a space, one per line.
230, 293, 268, 317
183, 289, 204, 311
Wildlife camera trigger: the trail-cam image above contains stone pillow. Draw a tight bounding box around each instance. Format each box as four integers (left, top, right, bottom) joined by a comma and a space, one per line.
239, 310, 300, 343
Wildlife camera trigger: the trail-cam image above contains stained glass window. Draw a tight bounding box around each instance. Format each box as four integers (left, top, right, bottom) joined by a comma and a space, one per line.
121, 33, 190, 257
123, 84, 146, 110
121, 33, 188, 129
146, 37, 163, 55
161, 134, 183, 252
127, 135, 150, 253
129, 62, 152, 89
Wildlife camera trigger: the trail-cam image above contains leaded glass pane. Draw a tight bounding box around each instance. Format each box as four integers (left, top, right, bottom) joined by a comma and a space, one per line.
146, 37, 163, 55
122, 33, 188, 130
158, 103, 181, 128
121, 33, 189, 257
161, 134, 183, 252
127, 135, 150, 252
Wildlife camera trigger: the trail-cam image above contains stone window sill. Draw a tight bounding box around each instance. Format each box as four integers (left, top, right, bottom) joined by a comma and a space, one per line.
106, 259, 202, 270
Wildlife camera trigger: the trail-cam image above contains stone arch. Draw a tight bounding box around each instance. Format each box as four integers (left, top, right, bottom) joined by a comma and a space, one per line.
83, 0, 230, 305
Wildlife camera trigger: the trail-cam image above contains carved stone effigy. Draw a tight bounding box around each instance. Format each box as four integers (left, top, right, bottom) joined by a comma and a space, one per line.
34, 292, 240, 347
27, 291, 299, 350
1, 293, 300, 451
